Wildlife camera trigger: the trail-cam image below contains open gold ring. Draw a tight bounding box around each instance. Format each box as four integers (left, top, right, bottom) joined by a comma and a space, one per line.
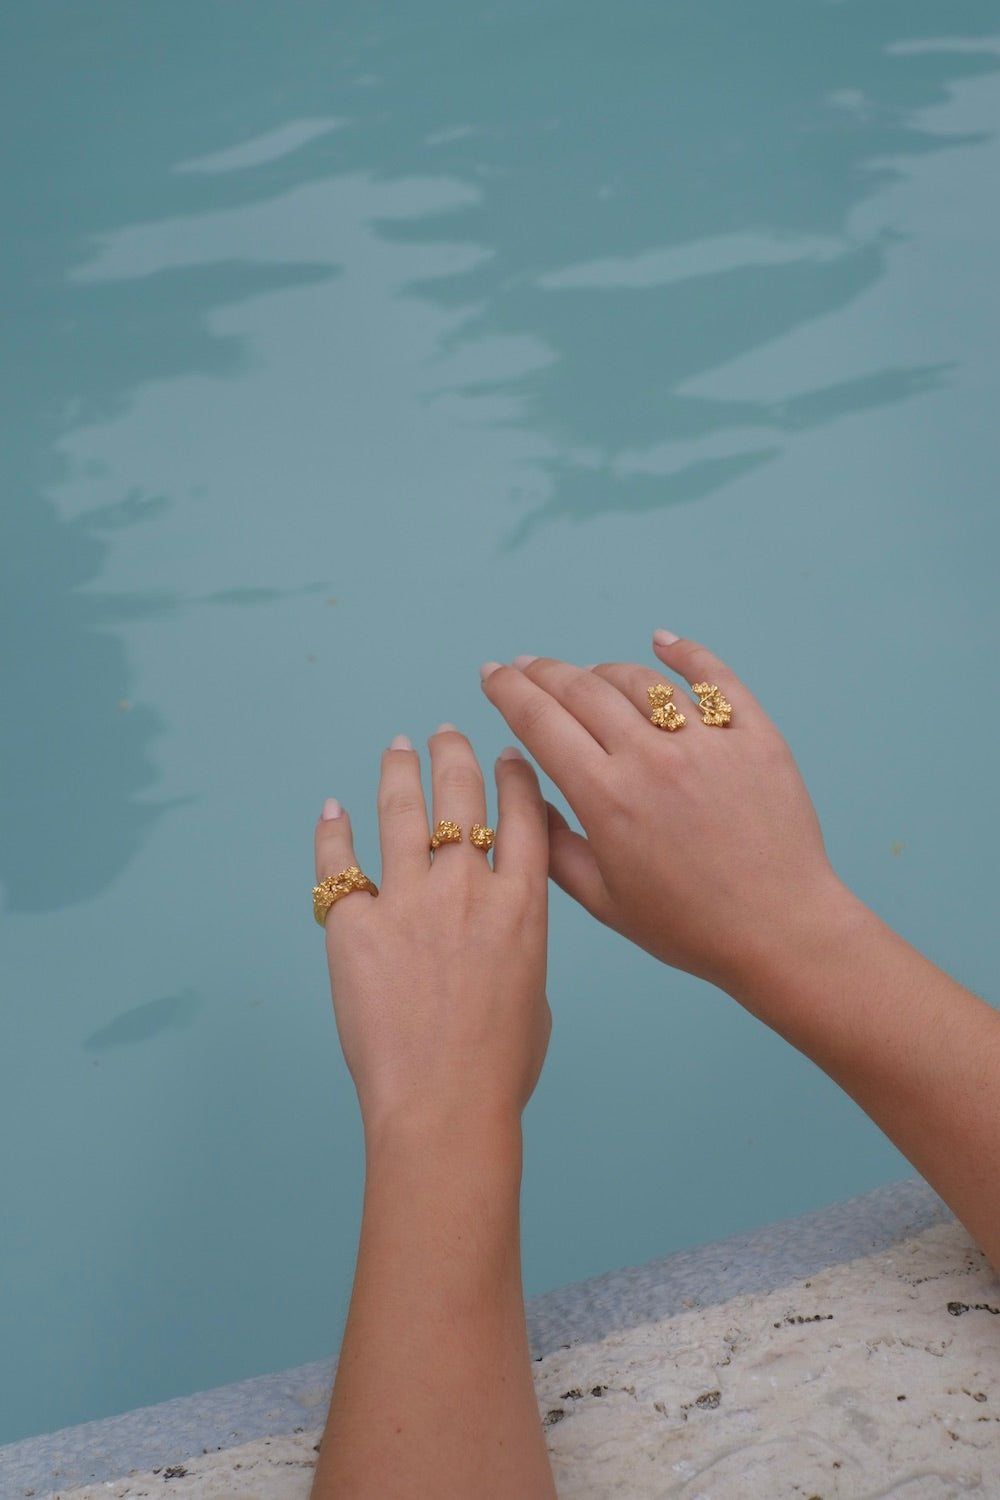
430, 820, 463, 849
313, 867, 379, 926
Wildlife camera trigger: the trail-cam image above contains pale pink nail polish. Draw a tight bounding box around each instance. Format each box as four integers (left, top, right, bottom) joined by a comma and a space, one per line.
321, 798, 343, 820
389, 734, 413, 751
480, 661, 502, 680
653, 629, 679, 646
434, 721, 458, 734
498, 745, 525, 761
512, 654, 537, 669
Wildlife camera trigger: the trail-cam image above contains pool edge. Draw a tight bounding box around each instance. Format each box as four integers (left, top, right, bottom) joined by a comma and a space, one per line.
0, 1177, 952, 1494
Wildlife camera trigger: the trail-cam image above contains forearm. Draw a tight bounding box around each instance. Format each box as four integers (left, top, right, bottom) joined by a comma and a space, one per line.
311, 1113, 556, 1500
732, 886, 1000, 1268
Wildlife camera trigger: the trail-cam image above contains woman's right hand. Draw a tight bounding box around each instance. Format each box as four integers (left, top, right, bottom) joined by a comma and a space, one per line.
480, 632, 852, 999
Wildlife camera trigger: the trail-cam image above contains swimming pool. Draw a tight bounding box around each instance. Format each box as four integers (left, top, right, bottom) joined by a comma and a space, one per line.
2, 0, 998, 1446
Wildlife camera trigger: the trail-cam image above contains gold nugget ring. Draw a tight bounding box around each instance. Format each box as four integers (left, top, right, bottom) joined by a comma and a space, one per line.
313, 866, 379, 926
692, 682, 733, 727
470, 823, 495, 852
430, 820, 463, 849
647, 682, 686, 731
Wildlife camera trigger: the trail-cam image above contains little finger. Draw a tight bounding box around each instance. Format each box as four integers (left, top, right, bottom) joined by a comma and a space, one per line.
313, 799, 378, 929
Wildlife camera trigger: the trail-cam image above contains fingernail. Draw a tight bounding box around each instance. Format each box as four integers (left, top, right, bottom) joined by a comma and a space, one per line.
653, 629, 679, 646
480, 661, 502, 681
321, 798, 343, 820
498, 745, 525, 761
583, 663, 597, 671
434, 721, 458, 734
512, 654, 537, 669
389, 734, 413, 751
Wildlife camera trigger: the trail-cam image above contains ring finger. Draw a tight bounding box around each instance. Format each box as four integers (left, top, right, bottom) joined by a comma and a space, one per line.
428, 723, 490, 859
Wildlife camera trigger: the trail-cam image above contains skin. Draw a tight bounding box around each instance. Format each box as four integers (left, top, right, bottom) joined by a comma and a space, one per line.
311, 630, 999, 1496
309, 729, 557, 1500
479, 632, 1000, 1272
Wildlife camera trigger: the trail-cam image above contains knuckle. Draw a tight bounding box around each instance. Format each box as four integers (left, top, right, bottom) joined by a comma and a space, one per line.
562, 671, 601, 710
517, 694, 553, 740
438, 762, 485, 796
378, 784, 426, 819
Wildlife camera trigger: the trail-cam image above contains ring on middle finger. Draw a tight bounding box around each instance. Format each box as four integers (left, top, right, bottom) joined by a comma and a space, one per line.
430, 819, 463, 849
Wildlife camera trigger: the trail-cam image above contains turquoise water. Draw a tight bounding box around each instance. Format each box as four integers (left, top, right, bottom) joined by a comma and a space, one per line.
2, 0, 999, 1446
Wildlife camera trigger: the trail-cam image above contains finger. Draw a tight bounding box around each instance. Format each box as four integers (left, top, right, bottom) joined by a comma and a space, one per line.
545, 802, 612, 922
479, 662, 607, 802
313, 799, 377, 926
377, 735, 431, 883
650, 631, 768, 729
314, 798, 362, 881
588, 662, 693, 734
512, 656, 648, 752
492, 746, 547, 880
428, 724, 488, 858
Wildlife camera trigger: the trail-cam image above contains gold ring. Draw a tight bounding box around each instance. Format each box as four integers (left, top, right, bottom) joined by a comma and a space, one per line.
470, 824, 495, 852
692, 682, 733, 727
430, 820, 463, 850
647, 682, 685, 731
313, 866, 379, 926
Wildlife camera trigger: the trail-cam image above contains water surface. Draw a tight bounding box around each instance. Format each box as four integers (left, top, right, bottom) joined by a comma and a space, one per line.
2, 0, 999, 1443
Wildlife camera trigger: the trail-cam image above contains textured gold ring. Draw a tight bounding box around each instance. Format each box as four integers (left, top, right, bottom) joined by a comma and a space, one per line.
313, 866, 379, 926
692, 682, 733, 727
470, 824, 495, 852
430, 820, 463, 850
647, 682, 686, 731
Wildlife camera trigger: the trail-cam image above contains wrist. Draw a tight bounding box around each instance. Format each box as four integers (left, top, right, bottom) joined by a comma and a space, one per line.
723, 877, 878, 1033
363, 1101, 524, 1183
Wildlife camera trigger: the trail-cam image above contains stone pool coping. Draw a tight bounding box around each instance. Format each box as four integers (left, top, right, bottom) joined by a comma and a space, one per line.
0, 1177, 953, 1496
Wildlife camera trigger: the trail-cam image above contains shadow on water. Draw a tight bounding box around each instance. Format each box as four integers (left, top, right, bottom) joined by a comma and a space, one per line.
1, 0, 996, 909
83, 988, 201, 1051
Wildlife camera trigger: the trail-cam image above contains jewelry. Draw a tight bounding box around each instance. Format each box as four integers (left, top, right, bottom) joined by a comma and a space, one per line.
692, 682, 733, 727
470, 824, 495, 851
430, 820, 463, 849
313, 866, 379, 925
647, 682, 686, 731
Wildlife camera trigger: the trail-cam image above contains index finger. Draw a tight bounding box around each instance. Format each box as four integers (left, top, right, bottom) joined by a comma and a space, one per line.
479, 661, 607, 801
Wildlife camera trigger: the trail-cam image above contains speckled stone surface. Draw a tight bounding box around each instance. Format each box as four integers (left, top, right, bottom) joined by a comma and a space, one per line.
0, 1178, 955, 1496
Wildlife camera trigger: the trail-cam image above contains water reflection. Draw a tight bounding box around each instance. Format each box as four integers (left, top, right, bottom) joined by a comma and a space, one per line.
4, 0, 996, 915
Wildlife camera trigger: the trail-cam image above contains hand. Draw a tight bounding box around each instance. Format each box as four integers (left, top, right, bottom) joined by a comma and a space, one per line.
313, 729, 551, 1141
480, 634, 847, 998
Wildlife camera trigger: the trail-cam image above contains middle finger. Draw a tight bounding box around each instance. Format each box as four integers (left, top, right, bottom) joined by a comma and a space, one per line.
514, 657, 649, 752
428, 725, 489, 859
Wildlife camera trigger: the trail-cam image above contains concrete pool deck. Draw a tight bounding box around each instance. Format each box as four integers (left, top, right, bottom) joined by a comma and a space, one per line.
4, 1178, 999, 1497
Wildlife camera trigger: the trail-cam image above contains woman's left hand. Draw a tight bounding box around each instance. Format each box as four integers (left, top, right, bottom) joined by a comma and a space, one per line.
311, 730, 558, 1500
313, 728, 551, 1143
